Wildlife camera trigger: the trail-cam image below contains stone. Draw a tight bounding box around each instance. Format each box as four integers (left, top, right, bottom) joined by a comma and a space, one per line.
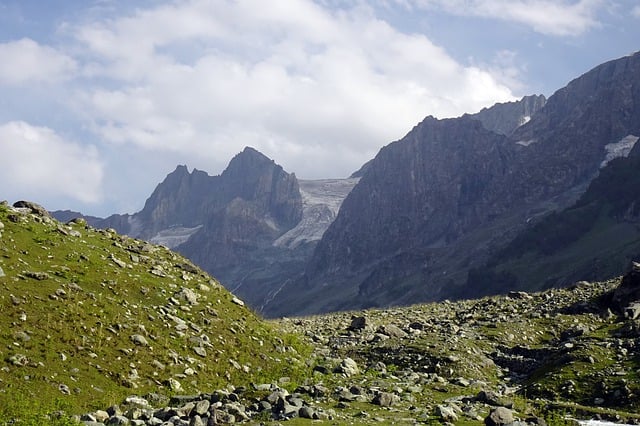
106, 415, 130, 425
231, 296, 245, 307
124, 396, 150, 407
194, 399, 210, 416
377, 324, 407, 338
625, 302, 640, 320
372, 392, 399, 407
193, 346, 207, 357
436, 404, 459, 422
175, 287, 199, 305
334, 357, 359, 377
167, 378, 182, 392
190, 415, 205, 426
476, 390, 513, 408
348, 316, 367, 331
130, 334, 148, 346
111, 256, 127, 268
13, 201, 51, 218
299, 406, 315, 419
0, 266, 5, 278
25, 271, 50, 280
484, 407, 514, 426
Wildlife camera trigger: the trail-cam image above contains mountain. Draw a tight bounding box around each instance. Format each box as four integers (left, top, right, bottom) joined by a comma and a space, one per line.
52, 147, 359, 312
466, 141, 640, 297
268, 52, 640, 316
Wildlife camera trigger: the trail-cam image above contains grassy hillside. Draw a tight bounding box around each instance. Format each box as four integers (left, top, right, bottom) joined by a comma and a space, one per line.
0, 201, 309, 424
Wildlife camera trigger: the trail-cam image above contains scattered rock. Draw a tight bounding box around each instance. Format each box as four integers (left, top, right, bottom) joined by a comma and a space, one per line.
130, 334, 149, 346
231, 296, 245, 307
371, 391, 399, 407
436, 404, 459, 422
13, 201, 51, 218
348, 316, 367, 331
334, 357, 359, 377
24, 271, 50, 280
484, 406, 514, 426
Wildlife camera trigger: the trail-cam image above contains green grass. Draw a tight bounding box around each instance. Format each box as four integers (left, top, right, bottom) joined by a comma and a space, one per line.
0, 204, 311, 423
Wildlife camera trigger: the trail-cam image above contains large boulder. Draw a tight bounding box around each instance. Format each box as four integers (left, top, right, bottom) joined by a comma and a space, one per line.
603, 262, 640, 314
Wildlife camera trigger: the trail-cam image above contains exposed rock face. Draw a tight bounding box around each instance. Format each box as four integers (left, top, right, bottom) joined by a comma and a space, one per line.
469, 94, 547, 136
269, 52, 640, 316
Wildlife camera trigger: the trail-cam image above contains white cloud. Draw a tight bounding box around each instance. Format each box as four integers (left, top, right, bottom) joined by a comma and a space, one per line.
0, 121, 103, 205
0, 38, 77, 85
633, 5, 640, 18
71, 0, 515, 179
408, 0, 603, 36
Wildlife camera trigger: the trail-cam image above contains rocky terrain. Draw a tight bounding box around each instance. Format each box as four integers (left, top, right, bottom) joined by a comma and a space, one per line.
4, 200, 640, 425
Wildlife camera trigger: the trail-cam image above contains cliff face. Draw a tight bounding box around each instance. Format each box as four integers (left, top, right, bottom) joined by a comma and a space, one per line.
267, 52, 640, 316
469, 94, 547, 136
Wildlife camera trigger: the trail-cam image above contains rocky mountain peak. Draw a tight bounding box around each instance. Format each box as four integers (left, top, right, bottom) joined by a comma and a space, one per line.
468, 94, 547, 136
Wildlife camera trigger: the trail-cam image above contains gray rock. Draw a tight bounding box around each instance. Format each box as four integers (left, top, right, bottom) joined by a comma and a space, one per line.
194, 399, 210, 416
190, 415, 205, 426
175, 287, 199, 305
476, 390, 514, 408
106, 415, 130, 425
193, 346, 207, 357
13, 201, 51, 218
0, 266, 5, 278
25, 271, 50, 280
436, 404, 459, 422
334, 357, 359, 377
299, 406, 315, 419
377, 324, 407, 338
130, 334, 148, 346
348, 316, 367, 331
625, 302, 640, 319
484, 407, 514, 426
231, 296, 245, 307
372, 392, 399, 407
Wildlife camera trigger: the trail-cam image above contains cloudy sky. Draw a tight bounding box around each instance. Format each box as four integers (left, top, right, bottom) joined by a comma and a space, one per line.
0, 0, 638, 216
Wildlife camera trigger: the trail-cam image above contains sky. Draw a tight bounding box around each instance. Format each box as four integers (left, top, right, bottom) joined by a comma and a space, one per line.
0, 0, 638, 216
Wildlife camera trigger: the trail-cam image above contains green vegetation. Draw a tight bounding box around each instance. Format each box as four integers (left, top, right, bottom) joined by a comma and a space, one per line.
0, 202, 310, 423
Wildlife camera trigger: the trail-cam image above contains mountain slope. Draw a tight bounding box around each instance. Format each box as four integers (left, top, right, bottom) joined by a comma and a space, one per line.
466, 143, 640, 296
269, 52, 640, 316
0, 201, 309, 422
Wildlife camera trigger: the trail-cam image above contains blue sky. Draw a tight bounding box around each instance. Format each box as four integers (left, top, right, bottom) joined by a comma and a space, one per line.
0, 0, 638, 216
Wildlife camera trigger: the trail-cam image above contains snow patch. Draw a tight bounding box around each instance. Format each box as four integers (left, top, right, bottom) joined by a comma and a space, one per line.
274, 178, 359, 248
600, 134, 639, 168
150, 225, 203, 248
516, 139, 537, 147
518, 115, 531, 126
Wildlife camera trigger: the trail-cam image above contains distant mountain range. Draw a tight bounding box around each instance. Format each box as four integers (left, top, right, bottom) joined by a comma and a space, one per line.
53, 51, 640, 317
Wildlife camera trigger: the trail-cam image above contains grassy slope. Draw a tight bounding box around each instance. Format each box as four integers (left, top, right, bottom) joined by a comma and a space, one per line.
0, 203, 309, 423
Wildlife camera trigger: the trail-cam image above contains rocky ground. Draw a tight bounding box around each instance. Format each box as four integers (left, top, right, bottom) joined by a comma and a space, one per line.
75, 265, 640, 425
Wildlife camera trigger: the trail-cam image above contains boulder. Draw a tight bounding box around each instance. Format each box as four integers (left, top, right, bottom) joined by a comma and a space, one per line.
484, 407, 514, 426
334, 357, 359, 377
13, 201, 51, 218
